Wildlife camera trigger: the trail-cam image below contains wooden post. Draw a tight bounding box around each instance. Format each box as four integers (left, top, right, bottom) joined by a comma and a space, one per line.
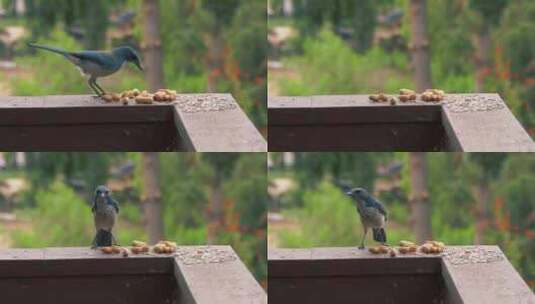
141, 152, 164, 244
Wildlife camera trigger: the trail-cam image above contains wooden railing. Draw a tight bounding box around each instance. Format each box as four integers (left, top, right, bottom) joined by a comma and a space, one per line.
269, 247, 534, 304
0, 246, 266, 304
0, 94, 266, 152
268, 94, 535, 152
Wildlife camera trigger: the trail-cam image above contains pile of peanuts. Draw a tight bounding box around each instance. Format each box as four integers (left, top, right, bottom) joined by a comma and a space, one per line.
367, 240, 446, 257
101, 89, 177, 105
419, 240, 445, 254
398, 89, 417, 102
131, 240, 150, 254
368, 93, 389, 103
153, 240, 177, 254
397, 240, 418, 254
369, 88, 446, 105
421, 89, 445, 102
99, 239, 177, 256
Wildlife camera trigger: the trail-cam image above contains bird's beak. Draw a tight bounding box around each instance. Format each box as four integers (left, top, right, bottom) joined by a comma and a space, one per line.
100, 193, 106, 198
345, 191, 352, 196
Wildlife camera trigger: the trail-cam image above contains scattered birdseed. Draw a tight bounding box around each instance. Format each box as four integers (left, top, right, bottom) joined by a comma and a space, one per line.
443, 95, 505, 113
174, 246, 237, 265
175, 95, 237, 113
443, 246, 504, 265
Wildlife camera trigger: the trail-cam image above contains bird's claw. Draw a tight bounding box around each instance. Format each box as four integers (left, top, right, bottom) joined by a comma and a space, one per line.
358, 246, 365, 250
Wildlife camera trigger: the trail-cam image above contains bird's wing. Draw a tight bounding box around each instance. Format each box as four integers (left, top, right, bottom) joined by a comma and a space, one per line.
364, 195, 388, 219
91, 200, 97, 213
71, 51, 115, 68
108, 197, 119, 214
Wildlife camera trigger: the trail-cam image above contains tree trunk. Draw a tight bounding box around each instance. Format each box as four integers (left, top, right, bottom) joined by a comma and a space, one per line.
206, 172, 224, 244
474, 24, 491, 92
409, 0, 432, 92
206, 30, 224, 93
142, 0, 165, 91
474, 180, 490, 244
409, 152, 432, 243
141, 152, 164, 244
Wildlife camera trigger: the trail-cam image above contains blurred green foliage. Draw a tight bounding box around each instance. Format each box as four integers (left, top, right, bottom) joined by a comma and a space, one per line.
271, 0, 535, 136
4, 0, 266, 129
1, 152, 267, 284
269, 152, 535, 289
12, 181, 93, 247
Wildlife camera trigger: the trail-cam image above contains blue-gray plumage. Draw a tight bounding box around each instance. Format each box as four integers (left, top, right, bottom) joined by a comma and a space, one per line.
28, 43, 143, 96
346, 187, 387, 249
91, 185, 119, 248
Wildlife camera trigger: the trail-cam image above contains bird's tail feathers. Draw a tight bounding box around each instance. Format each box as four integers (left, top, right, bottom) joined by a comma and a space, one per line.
94, 229, 114, 247
372, 228, 387, 243
28, 43, 70, 56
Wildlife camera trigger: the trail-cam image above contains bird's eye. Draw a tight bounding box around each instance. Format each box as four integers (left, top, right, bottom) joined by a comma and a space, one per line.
105, 191, 109, 195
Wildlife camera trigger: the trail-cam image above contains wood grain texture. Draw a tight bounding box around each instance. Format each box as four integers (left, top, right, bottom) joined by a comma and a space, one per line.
175, 245, 267, 304
173, 94, 266, 152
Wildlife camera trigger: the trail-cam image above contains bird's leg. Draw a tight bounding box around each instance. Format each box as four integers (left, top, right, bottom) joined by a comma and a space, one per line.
359, 226, 368, 249
94, 79, 107, 96
88, 78, 102, 97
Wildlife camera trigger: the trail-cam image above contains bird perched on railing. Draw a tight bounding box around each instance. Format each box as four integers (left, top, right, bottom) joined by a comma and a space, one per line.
91, 185, 119, 248
27, 43, 143, 97
346, 187, 388, 249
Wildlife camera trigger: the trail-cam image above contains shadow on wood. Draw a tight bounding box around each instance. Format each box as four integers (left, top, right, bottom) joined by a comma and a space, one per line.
0, 94, 266, 152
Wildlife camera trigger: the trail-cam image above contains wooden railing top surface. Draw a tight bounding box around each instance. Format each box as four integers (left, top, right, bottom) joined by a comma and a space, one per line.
269, 246, 535, 304
268, 94, 535, 152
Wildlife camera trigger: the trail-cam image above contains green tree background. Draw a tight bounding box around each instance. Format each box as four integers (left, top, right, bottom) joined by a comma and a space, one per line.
0, 152, 267, 285
0, 0, 266, 130
269, 0, 535, 136
268, 152, 535, 290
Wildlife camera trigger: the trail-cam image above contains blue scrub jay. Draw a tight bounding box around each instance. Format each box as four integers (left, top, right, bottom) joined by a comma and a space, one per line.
28, 43, 143, 96
346, 187, 387, 249
91, 185, 119, 248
